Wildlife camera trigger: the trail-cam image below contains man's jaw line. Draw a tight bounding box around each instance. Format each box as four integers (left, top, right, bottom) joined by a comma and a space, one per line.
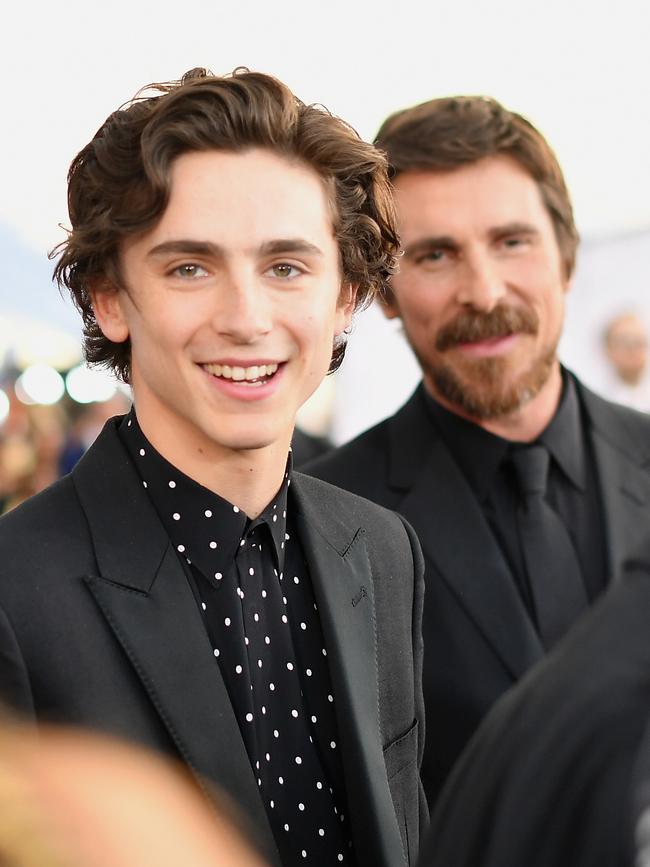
423, 351, 563, 441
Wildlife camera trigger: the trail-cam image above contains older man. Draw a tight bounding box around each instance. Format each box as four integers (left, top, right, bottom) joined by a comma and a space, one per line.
307, 95, 650, 806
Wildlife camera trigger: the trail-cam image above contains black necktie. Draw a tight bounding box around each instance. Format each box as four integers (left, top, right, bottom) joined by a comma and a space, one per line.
511, 444, 588, 649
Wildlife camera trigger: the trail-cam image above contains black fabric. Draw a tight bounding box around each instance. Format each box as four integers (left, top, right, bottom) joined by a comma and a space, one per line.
291, 428, 332, 468
423, 374, 608, 608
305, 372, 650, 810
118, 413, 352, 866
0, 417, 427, 867
421, 557, 650, 867
510, 443, 588, 648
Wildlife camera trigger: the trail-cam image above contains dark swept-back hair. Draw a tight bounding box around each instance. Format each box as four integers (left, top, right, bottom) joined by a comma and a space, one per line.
52, 67, 399, 382
375, 95, 578, 280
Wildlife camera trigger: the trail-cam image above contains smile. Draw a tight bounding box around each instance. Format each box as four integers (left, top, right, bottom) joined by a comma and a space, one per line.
201, 362, 280, 387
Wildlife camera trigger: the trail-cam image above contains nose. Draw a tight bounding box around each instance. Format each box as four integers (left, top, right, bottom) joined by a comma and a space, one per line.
455, 251, 506, 312
215, 273, 273, 343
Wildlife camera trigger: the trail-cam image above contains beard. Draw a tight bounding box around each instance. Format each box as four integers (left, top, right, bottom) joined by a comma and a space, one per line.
417, 304, 558, 420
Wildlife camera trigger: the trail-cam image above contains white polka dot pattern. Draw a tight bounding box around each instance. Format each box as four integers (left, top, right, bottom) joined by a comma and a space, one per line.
119, 410, 354, 866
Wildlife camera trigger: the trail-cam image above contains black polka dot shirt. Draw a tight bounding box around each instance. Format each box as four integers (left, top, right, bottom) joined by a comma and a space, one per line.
119, 412, 354, 867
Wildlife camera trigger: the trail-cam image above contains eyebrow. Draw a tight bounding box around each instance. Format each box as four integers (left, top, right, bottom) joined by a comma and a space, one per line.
146, 238, 324, 259
403, 222, 540, 258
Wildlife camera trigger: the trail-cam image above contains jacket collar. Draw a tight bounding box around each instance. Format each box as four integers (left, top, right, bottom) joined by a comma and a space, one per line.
73, 420, 406, 867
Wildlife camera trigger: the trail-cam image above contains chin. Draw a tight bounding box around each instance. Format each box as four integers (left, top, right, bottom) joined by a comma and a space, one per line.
215, 425, 287, 454
429, 349, 557, 420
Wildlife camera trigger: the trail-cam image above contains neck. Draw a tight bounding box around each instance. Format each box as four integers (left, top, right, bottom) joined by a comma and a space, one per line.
431, 362, 564, 443
134, 416, 292, 520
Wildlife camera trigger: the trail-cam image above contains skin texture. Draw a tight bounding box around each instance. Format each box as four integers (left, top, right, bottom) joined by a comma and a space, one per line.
386, 154, 569, 442
93, 148, 354, 517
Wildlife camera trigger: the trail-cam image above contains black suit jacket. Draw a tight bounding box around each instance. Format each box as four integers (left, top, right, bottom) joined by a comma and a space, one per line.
422, 558, 650, 867
0, 419, 426, 867
306, 375, 650, 806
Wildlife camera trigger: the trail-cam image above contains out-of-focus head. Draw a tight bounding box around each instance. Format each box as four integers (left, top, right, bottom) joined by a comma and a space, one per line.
373, 96, 577, 424
53, 67, 399, 381
604, 312, 649, 385
0, 724, 267, 867
376, 95, 578, 281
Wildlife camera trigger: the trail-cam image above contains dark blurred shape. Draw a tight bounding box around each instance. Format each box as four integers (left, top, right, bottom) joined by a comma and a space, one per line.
420, 555, 650, 867
291, 427, 332, 468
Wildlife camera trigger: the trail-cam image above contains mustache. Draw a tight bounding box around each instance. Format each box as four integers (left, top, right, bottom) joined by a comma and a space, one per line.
435, 305, 539, 352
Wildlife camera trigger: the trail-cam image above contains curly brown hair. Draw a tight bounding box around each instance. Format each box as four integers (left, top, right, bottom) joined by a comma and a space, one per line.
375, 95, 578, 281
52, 68, 399, 382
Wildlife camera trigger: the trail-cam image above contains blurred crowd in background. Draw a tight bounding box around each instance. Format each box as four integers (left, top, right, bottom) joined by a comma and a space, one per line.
0, 364, 130, 514
0, 304, 648, 516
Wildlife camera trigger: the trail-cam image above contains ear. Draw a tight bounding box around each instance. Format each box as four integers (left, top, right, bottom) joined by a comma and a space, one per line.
334, 283, 358, 335
90, 281, 130, 343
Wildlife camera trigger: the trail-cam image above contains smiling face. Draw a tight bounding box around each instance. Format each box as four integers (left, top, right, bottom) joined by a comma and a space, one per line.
92, 148, 353, 470
386, 155, 569, 423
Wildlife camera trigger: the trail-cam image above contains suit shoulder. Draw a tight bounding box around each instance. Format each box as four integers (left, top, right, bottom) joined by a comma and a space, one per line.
0, 475, 88, 563
578, 378, 650, 460
293, 470, 404, 532
302, 417, 392, 497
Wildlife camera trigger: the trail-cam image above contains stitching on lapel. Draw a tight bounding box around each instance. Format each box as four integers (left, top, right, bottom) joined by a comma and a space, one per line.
86, 576, 149, 597
342, 527, 366, 559
344, 527, 382, 742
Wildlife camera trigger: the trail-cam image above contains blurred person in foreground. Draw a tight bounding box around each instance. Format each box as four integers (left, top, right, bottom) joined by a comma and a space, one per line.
306, 95, 650, 807
0, 722, 267, 867
0, 68, 426, 867
421, 549, 650, 867
601, 311, 650, 412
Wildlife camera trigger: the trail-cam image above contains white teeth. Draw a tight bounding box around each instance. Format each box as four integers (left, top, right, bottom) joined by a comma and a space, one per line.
203, 362, 279, 381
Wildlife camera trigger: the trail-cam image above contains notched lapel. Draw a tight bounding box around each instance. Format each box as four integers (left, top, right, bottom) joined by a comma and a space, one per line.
73, 423, 280, 864
579, 380, 650, 582
84, 544, 279, 860
591, 431, 650, 581
292, 481, 407, 867
397, 436, 543, 680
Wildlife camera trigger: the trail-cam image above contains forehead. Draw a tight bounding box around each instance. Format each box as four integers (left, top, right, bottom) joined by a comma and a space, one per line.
392, 155, 553, 238
150, 148, 337, 248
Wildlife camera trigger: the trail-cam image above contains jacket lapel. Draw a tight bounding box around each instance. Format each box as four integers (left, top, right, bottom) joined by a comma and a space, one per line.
578, 382, 650, 582
292, 475, 407, 867
72, 421, 281, 865
388, 389, 543, 680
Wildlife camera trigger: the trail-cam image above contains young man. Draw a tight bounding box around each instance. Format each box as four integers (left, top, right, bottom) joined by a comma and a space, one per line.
307, 95, 650, 807
0, 69, 425, 867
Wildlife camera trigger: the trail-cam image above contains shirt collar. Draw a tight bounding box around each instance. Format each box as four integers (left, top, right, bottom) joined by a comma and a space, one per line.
421, 371, 587, 499
118, 409, 291, 577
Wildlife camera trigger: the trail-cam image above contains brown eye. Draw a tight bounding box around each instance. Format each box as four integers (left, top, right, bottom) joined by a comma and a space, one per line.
269, 263, 300, 279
